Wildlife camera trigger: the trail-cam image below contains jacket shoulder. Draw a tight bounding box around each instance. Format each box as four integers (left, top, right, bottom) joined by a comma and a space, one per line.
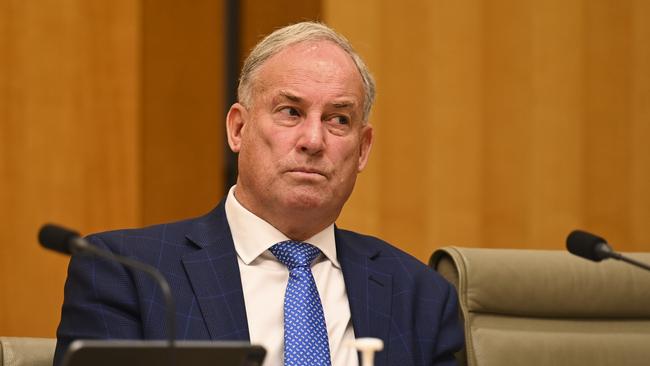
335, 228, 447, 285
86, 203, 227, 256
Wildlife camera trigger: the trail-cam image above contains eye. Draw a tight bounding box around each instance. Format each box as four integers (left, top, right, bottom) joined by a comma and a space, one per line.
279, 106, 300, 117
331, 115, 349, 125
325, 115, 352, 136
274, 106, 302, 126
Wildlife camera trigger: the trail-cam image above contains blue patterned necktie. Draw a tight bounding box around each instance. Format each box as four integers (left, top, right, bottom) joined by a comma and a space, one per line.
269, 240, 332, 366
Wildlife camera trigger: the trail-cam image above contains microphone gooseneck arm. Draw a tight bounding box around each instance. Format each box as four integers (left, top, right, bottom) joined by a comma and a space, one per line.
608, 250, 650, 272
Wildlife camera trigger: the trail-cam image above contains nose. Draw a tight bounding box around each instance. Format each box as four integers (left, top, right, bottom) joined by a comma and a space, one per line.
296, 113, 325, 155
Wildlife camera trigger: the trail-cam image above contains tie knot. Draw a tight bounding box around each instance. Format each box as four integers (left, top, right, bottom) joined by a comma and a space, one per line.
269, 240, 321, 270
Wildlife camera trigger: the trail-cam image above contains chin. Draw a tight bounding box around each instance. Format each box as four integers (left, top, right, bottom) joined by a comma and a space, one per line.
284, 191, 328, 211
278, 184, 332, 209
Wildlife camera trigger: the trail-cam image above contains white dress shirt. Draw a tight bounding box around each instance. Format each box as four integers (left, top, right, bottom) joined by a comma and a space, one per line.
224, 186, 358, 366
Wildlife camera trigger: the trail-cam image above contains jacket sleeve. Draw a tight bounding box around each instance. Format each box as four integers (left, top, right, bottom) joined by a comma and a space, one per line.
432, 282, 464, 366
53, 234, 143, 366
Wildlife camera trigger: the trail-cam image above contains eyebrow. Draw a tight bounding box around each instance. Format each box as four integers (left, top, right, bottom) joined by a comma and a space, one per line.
277, 91, 302, 103
331, 100, 356, 109
276, 90, 357, 109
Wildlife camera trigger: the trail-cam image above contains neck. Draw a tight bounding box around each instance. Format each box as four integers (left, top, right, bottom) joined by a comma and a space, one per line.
233, 188, 339, 242
273, 215, 332, 242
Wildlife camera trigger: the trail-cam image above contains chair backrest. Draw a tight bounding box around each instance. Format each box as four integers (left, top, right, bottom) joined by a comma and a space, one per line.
0, 337, 56, 366
430, 247, 650, 366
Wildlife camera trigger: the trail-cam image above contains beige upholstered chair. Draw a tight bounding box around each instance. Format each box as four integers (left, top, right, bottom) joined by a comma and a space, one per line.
430, 247, 650, 366
0, 337, 56, 366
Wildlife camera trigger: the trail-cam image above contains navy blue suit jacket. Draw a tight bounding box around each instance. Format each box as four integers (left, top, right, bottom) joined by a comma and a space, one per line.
54, 201, 463, 365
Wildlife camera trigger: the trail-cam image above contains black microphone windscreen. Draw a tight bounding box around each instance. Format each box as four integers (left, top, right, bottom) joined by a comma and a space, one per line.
38, 224, 80, 255
566, 230, 607, 262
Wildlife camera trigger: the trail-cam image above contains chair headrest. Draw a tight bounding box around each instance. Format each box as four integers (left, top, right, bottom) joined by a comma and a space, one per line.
431, 247, 650, 318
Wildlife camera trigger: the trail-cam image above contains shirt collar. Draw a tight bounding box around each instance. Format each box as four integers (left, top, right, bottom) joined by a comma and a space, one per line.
224, 186, 340, 268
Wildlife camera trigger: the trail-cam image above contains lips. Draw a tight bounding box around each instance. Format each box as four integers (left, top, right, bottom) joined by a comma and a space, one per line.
287, 167, 328, 178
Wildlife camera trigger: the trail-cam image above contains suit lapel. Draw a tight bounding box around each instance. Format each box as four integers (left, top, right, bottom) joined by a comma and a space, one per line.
181, 202, 250, 341
336, 229, 393, 366
177, 205, 395, 359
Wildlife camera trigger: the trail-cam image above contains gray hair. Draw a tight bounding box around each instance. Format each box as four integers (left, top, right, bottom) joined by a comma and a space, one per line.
237, 21, 376, 122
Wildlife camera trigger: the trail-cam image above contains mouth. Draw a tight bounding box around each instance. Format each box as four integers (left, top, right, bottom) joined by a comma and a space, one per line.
286, 167, 328, 179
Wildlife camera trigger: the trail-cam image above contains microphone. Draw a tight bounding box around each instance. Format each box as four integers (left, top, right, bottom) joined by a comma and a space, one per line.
39, 224, 177, 348
566, 230, 618, 262
39, 224, 91, 255
566, 229, 650, 272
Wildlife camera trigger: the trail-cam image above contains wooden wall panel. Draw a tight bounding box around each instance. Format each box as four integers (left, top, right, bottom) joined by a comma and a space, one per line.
424, 1, 484, 251
240, 0, 321, 58
482, 0, 535, 247
141, 0, 224, 225
368, 1, 435, 261
0, 0, 140, 336
583, 0, 632, 245
326, 0, 650, 261
528, 0, 583, 249
0, 0, 224, 337
630, 0, 650, 249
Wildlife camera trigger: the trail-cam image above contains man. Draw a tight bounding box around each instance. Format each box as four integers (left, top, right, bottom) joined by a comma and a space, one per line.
54, 22, 463, 366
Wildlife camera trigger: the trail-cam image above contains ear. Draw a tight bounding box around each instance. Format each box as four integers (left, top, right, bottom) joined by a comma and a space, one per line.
226, 103, 248, 153
357, 123, 374, 172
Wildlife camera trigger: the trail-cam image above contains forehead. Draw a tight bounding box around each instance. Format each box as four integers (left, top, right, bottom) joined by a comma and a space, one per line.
252, 40, 365, 105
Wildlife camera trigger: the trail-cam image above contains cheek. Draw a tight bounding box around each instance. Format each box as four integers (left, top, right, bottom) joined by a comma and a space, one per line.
332, 141, 362, 175
241, 121, 272, 155
245, 117, 289, 150
239, 123, 287, 172
238, 127, 268, 170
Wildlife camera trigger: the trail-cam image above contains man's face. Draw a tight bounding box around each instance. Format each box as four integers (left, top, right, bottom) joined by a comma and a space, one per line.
227, 40, 373, 235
